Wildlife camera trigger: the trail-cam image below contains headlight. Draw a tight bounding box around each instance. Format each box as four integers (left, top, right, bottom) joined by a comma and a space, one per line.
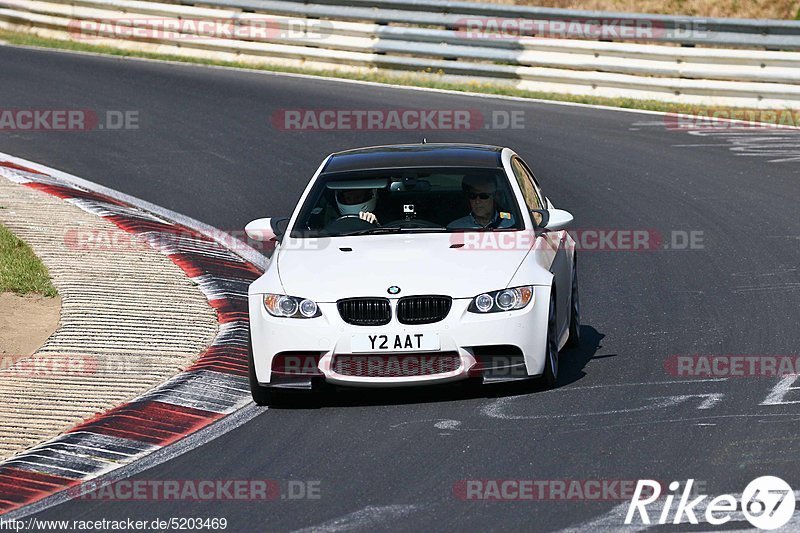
475, 293, 494, 313
299, 298, 318, 318
264, 294, 322, 318
468, 286, 534, 314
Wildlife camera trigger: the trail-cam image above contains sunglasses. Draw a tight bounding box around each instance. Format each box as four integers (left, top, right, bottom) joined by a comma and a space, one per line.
467, 192, 494, 200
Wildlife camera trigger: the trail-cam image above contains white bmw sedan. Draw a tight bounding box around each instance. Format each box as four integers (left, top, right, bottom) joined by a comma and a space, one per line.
245, 144, 578, 405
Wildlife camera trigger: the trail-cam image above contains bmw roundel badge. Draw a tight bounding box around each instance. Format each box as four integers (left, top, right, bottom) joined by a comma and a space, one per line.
387, 286, 401, 295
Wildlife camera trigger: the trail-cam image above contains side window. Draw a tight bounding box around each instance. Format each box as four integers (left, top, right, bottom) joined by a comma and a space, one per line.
519, 159, 546, 207
511, 157, 542, 211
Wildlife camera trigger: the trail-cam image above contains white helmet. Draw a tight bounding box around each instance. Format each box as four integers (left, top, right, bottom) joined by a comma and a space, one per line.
336, 189, 377, 216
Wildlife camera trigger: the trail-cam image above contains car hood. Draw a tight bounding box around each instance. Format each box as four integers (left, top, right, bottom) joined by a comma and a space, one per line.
274, 233, 532, 302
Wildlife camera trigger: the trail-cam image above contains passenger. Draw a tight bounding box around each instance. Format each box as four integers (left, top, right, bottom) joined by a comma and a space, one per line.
447, 175, 515, 229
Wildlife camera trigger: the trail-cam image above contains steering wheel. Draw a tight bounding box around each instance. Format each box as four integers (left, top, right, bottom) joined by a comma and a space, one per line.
332, 214, 380, 226
324, 214, 377, 233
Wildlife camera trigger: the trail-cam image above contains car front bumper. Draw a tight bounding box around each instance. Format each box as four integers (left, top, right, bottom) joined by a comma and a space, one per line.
249, 287, 550, 388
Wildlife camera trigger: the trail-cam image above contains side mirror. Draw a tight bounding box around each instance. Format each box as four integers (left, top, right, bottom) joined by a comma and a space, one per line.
531, 209, 573, 231
245, 217, 289, 242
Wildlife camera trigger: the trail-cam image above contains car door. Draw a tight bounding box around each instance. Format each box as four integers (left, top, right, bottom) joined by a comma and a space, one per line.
512, 157, 570, 339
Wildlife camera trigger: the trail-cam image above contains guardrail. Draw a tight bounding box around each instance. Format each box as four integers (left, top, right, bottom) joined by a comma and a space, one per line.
2, 0, 800, 108
188, 0, 800, 50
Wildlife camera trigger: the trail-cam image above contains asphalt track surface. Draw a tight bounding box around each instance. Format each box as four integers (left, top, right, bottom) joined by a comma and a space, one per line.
2, 45, 800, 531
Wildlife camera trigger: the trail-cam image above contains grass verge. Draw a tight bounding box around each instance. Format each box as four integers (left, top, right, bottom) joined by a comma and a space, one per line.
0, 28, 796, 126
0, 223, 58, 297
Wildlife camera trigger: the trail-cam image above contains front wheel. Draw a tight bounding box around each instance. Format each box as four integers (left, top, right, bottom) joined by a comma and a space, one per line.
542, 289, 559, 388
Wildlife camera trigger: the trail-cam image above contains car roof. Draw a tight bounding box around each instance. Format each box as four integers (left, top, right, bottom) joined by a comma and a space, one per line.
322, 144, 505, 174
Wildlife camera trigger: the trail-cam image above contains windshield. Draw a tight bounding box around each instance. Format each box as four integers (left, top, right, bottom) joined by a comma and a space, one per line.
290, 167, 523, 238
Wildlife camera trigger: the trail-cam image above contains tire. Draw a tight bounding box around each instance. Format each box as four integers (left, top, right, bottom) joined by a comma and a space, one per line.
542, 289, 559, 388
247, 329, 273, 406
566, 255, 581, 348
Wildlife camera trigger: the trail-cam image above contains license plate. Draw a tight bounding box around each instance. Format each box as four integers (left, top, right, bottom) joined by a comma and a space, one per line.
351, 332, 440, 353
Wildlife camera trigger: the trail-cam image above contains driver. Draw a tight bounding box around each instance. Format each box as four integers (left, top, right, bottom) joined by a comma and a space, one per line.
336, 188, 379, 224
447, 175, 515, 229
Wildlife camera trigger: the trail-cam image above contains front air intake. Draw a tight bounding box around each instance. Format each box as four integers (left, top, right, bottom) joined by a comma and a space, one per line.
397, 295, 452, 325
337, 297, 391, 326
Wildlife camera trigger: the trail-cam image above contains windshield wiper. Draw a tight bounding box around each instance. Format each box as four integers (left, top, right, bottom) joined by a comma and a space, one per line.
447, 227, 518, 232
337, 226, 445, 237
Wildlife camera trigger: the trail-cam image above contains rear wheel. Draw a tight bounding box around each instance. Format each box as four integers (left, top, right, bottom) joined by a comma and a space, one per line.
542, 289, 559, 388
566, 255, 581, 348
248, 330, 272, 406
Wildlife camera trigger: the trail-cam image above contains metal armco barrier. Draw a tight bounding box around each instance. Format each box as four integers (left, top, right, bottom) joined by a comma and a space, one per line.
2, 0, 800, 107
